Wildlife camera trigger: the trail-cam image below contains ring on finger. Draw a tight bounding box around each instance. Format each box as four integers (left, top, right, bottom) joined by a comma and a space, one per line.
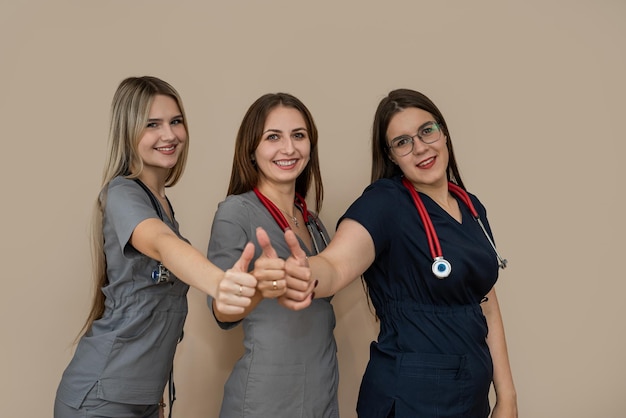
238, 284, 243, 296
272, 280, 277, 291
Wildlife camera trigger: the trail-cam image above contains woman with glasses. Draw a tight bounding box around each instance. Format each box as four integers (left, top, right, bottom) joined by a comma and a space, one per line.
265, 89, 517, 417
206, 93, 339, 417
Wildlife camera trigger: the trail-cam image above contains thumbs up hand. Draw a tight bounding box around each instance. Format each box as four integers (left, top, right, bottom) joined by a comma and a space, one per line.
278, 229, 316, 311
214, 242, 258, 314
253, 227, 288, 298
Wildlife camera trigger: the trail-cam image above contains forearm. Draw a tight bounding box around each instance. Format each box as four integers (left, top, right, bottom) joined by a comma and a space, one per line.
307, 219, 375, 298
308, 254, 343, 297
158, 233, 224, 297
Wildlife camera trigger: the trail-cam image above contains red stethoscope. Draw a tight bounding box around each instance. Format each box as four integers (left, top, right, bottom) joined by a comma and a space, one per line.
401, 177, 508, 279
253, 187, 329, 254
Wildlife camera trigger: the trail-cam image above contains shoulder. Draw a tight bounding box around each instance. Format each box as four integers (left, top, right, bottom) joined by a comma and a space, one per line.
352, 176, 406, 208
341, 176, 407, 229
104, 176, 155, 218
363, 176, 404, 196
465, 189, 488, 218
106, 176, 144, 201
217, 191, 258, 210
214, 191, 260, 219
211, 191, 271, 234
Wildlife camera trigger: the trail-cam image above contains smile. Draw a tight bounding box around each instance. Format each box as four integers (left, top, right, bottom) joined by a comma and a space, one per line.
418, 157, 435, 167
155, 145, 176, 152
274, 159, 297, 167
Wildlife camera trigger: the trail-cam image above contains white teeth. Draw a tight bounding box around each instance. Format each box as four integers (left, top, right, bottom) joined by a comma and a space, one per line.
418, 157, 434, 167
274, 159, 296, 166
156, 146, 175, 151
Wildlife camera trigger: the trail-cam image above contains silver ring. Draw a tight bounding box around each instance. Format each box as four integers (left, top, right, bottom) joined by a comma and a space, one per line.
238, 284, 243, 296
272, 280, 277, 290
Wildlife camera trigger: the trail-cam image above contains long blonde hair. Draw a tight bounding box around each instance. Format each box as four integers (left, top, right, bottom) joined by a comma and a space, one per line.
78, 76, 189, 338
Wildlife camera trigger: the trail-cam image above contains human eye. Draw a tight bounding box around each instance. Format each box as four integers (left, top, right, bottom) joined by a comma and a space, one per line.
171, 118, 184, 126
392, 136, 412, 148
420, 125, 434, 136
293, 131, 307, 140
265, 133, 279, 141
146, 121, 158, 128
420, 122, 439, 137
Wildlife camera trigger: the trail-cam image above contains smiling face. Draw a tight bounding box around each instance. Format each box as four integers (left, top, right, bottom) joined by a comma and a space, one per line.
254, 105, 311, 191
386, 107, 449, 192
135, 94, 188, 179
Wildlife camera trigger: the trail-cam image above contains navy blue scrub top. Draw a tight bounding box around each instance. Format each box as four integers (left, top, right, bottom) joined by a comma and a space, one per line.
342, 176, 500, 418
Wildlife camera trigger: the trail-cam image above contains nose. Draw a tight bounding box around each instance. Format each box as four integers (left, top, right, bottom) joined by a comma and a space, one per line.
161, 124, 176, 141
282, 137, 296, 154
411, 137, 428, 155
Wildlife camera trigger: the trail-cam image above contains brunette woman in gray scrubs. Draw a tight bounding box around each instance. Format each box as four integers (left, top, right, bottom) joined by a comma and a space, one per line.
207, 93, 339, 417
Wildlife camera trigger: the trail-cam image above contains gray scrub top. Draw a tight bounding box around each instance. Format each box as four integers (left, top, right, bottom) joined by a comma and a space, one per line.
56, 176, 189, 408
208, 191, 339, 418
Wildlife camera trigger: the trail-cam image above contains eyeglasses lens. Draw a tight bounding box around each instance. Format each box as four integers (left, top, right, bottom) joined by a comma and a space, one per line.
390, 122, 441, 156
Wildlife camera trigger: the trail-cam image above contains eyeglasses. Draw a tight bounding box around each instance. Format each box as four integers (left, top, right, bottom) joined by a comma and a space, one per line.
388, 121, 443, 157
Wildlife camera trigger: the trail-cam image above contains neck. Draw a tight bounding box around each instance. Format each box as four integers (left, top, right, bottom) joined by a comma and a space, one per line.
411, 180, 453, 210
137, 171, 167, 198
256, 182, 296, 216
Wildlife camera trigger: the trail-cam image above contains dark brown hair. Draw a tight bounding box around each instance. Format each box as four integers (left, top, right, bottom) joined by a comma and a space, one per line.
227, 93, 324, 212
371, 88, 465, 189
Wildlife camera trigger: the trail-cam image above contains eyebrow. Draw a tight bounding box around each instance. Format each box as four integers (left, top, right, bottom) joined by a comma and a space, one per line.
262, 127, 308, 134
391, 121, 436, 141
147, 114, 183, 122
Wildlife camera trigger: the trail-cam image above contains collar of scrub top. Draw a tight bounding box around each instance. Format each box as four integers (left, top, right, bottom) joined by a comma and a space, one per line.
401, 177, 508, 279
252, 187, 328, 254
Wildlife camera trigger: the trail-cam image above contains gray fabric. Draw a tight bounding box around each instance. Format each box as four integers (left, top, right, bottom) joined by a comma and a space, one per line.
54, 384, 160, 418
208, 191, 339, 418
55, 176, 189, 410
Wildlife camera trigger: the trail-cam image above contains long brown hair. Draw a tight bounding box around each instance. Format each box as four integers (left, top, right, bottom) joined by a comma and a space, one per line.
363, 89, 466, 318
227, 93, 324, 212
78, 76, 189, 339
371, 88, 465, 189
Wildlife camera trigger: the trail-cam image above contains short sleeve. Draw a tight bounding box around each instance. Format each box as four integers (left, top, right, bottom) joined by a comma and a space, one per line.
207, 196, 252, 271
105, 177, 160, 255
339, 178, 402, 257
206, 195, 254, 329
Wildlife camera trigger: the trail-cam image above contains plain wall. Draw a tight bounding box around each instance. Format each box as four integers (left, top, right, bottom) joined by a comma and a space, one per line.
1, 1, 625, 417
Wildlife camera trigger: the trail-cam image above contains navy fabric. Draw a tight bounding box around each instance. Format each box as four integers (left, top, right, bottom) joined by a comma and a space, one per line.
342, 176, 499, 418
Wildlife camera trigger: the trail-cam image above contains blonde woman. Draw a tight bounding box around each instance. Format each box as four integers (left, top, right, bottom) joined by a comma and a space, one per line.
54, 76, 257, 418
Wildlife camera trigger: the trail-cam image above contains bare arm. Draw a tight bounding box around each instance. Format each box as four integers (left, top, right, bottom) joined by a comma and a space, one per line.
310, 219, 375, 296
280, 218, 375, 310
131, 218, 257, 315
482, 288, 518, 418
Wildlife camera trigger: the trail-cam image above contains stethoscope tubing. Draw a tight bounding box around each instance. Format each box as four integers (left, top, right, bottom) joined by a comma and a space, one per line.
402, 177, 507, 278
253, 187, 329, 254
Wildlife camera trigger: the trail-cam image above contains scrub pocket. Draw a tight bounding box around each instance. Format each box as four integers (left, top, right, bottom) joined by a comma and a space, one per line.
243, 363, 305, 416
395, 352, 471, 418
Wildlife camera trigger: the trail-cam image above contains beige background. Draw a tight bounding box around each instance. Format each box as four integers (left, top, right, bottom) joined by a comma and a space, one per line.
1, 1, 625, 417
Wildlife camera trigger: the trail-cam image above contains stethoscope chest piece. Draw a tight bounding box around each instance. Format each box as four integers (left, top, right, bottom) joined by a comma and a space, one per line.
432, 256, 452, 279
402, 177, 507, 280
